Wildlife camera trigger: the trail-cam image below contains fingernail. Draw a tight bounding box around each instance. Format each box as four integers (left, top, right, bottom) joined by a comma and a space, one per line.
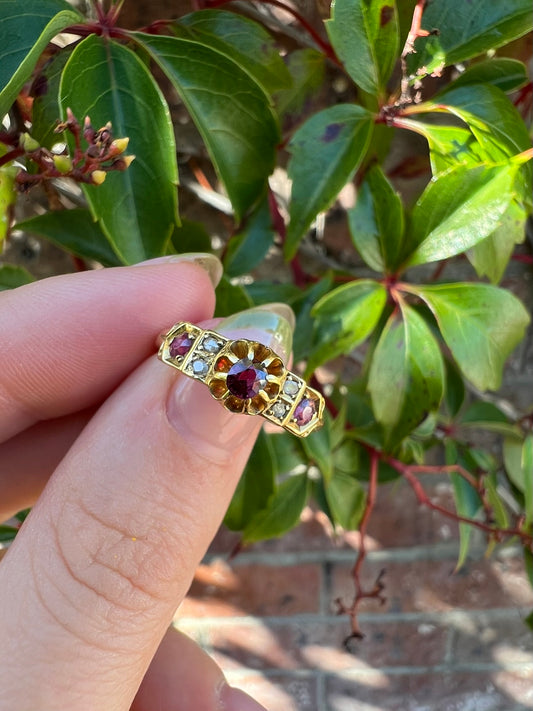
135, 253, 223, 287
166, 304, 294, 453
218, 684, 268, 711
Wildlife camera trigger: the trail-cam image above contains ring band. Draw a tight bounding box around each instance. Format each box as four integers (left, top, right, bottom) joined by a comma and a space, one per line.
158, 322, 324, 438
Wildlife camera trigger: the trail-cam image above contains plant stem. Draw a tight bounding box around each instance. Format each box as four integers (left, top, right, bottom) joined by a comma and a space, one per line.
399, 0, 429, 104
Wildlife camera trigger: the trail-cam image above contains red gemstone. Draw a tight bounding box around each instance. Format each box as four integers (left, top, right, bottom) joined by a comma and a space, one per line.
227, 358, 267, 399
294, 397, 317, 427
169, 332, 193, 357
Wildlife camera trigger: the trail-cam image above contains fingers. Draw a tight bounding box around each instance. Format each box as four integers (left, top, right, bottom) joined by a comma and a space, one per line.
132, 626, 267, 711
0, 410, 92, 522
0, 254, 220, 443
0, 306, 292, 711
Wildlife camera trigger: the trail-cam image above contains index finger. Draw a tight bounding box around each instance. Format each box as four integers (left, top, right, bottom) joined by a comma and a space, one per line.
0, 255, 220, 443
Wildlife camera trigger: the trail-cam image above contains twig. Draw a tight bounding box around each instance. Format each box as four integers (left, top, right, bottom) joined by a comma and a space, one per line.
399, 0, 430, 104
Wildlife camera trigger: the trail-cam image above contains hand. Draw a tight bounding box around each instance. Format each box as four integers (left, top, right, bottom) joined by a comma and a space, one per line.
0, 254, 293, 711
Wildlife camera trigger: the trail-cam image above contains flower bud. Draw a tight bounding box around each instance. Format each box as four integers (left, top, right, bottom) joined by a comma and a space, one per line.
109, 137, 129, 155
19, 133, 40, 152
52, 154, 73, 174
91, 169, 107, 185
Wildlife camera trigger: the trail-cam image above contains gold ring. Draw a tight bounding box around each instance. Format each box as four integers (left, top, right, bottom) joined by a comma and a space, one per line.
158, 322, 324, 438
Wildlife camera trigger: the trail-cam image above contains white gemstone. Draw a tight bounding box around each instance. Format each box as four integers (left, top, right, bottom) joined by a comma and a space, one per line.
283, 379, 300, 397
192, 359, 209, 376
203, 337, 221, 353
272, 402, 286, 419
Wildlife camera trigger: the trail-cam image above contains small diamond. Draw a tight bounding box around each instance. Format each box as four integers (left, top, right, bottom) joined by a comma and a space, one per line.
271, 402, 287, 419
283, 379, 300, 397
192, 359, 209, 377
294, 397, 317, 427
169, 332, 193, 358
203, 337, 221, 354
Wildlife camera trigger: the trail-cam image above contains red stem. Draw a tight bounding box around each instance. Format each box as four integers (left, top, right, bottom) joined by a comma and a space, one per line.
0, 148, 23, 168
352, 450, 379, 592
267, 187, 308, 289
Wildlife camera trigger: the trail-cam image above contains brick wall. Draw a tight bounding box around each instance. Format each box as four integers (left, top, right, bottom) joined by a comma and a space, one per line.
176, 477, 533, 711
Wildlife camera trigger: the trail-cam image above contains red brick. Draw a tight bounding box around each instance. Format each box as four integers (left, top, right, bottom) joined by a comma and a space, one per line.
326, 670, 533, 710
330, 556, 533, 615
178, 619, 447, 672
179, 559, 321, 617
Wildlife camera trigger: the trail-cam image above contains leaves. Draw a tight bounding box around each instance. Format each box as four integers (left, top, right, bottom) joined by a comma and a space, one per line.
447, 443, 481, 571
0, 264, 35, 290
522, 436, 533, 529
0, 0, 82, 118
406, 163, 519, 267
17, 209, 122, 266
368, 303, 444, 444
348, 164, 405, 272
286, 104, 373, 258
450, 58, 529, 93
410, 0, 533, 78
59, 35, 179, 264
224, 429, 276, 530
214, 275, 253, 317
175, 10, 291, 93
0, 146, 16, 244
309, 280, 386, 370
224, 191, 274, 277
326, 0, 400, 97
133, 32, 279, 221
242, 474, 308, 543
326, 472, 366, 530
414, 283, 530, 391
274, 49, 326, 121
31, 47, 72, 149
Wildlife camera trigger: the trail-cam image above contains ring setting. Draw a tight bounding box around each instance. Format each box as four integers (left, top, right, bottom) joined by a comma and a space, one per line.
158, 322, 324, 437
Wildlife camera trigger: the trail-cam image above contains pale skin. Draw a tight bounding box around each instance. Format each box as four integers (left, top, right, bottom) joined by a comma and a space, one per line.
0, 255, 289, 711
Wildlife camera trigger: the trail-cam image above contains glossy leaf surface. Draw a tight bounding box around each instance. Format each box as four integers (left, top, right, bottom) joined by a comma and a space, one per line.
286, 104, 373, 258
348, 164, 405, 272
134, 32, 279, 220
414, 283, 530, 391
410, 0, 533, 78
450, 58, 529, 93
0, 264, 35, 290
274, 49, 326, 121
17, 208, 121, 266
0, 0, 81, 117
326, 0, 399, 96
176, 10, 291, 92
368, 303, 444, 443
60, 35, 179, 263
224, 191, 274, 277
242, 474, 308, 543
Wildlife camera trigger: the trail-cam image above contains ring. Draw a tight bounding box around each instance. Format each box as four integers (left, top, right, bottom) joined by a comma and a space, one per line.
158, 322, 324, 438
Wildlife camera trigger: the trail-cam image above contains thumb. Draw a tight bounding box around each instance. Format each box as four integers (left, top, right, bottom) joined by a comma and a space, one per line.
0, 305, 293, 711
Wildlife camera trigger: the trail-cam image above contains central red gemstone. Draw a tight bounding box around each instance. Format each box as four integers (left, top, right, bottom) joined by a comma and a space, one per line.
227, 358, 267, 399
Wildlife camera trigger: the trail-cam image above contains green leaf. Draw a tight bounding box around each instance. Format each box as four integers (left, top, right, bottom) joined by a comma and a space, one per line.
224, 430, 276, 531
444, 358, 465, 419
31, 47, 72, 149
448, 447, 481, 570
270, 431, 307, 475
484, 474, 509, 530
170, 219, 212, 255
286, 104, 373, 258
133, 32, 279, 221
245, 280, 302, 307
59, 35, 179, 264
414, 283, 530, 391
302, 419, 332, 483
292, 276, 332, 363
410, 0, 533, 79
503, 436, 525, 492
347, 164, 405, 272
214, 275, 253, 317
0, 264, 35, 290
406, 163, 519, 267
467, 201, 527, 284
0, 524, 19, 543
367, 303, 445, 443
309, 280, 386, 370
459, 401, 521, 438
224, 191, 274, 277
242, 474, 309, 543
274, 49, 326, 121
17, 209, 122, 266
175, 10, 291, 93
326, 472, 366, 530
0, 147, 16, 244
0, 0, 82, 118
522, 435, 533, 529
333, 438, 361, 476
450, 58, 529, 93
326, 0, 400, 97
